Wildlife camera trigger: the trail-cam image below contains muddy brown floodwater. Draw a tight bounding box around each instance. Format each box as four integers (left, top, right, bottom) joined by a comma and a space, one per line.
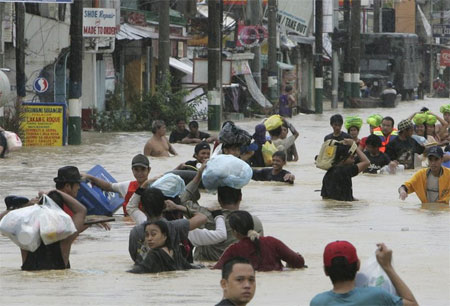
1, 98, 449, 305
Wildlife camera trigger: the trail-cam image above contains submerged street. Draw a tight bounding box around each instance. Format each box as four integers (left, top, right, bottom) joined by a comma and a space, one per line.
1, 97, 449, 305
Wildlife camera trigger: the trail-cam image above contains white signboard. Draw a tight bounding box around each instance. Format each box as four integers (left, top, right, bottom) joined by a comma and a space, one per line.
83, 8, 117, 37
271, 0, 313, 36
193, 59, 232, 85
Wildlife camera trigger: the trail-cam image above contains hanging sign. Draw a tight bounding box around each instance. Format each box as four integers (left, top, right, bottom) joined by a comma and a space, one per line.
21, 103, 66, 146
83, 8, 118, 37
274, 0, 313, 36
433, 24, 450, 38
237, 23, 268, 48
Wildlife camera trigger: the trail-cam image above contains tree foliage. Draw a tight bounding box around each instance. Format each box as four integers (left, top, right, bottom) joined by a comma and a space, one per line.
94, 73, 197, 132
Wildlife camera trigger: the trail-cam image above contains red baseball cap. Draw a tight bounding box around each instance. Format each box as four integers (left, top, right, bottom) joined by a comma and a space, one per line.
323, 241, 358, 267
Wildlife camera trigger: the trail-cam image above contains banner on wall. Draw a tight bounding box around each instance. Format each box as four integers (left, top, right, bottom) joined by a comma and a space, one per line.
21, 103, 66, 146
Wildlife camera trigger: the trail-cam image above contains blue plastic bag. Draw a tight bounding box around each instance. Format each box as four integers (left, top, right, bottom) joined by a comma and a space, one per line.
151, 173, 186, 198
202, 154, 253, 191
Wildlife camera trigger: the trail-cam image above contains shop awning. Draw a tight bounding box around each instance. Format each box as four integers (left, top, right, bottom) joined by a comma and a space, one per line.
244, 74, 272, 108
288, 35, 315, 45
277, 61, 295, 70
116, 23, 188, 41
169, 57, 193, 75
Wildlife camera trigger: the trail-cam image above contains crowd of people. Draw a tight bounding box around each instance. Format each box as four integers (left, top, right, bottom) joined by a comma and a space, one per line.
1, 103, 450, 305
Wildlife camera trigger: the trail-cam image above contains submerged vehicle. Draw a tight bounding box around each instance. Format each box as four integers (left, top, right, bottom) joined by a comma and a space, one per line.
360, 33, 420, 100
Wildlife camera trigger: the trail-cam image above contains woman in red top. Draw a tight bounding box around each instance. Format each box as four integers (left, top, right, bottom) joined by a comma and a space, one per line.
213, 211, 305, 271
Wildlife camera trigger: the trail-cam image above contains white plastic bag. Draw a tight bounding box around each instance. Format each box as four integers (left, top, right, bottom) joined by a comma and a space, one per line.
39, 195, 77, 245
150, 173, 186, 198
202, 154, 253, 191
355, 254, 397, 295
4, 131, 23, 151
0, 204, 42, 252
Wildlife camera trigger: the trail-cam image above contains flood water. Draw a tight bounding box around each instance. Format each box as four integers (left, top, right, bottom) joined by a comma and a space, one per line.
1, 97, 449, 305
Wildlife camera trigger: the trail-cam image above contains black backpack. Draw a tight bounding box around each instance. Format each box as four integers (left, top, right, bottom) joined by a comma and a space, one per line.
219, 121, 252, 147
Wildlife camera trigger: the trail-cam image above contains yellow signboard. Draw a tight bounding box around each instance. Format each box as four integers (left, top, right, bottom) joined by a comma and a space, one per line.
21, 103, 66, 146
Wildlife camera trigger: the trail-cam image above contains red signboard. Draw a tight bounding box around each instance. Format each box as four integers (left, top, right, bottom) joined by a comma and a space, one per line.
440, 49, 450, 67
236, 23, 268, 48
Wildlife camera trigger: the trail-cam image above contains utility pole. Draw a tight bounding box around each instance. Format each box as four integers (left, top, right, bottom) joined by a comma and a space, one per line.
350, 0, 360, 99
267, 0, 278, 103
0, 2, 3, 126
343, 0, 351, 107
0, 2, 4, 68
248, 0, 262, 88
158, 0, 170, 84
68, 0, 83, 145
429, 0, 434, 97
314, 0, 323, 114
373, 0, 380, 33
207, 0, 222, 130
15, 2, 25, 103
331, 0, 339, 109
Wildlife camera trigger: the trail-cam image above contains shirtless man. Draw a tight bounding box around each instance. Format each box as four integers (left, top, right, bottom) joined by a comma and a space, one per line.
0, 126, 6, 158
144, 120, 177, 157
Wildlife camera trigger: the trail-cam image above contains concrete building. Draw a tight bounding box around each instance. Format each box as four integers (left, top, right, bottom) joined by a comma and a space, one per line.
0, 1, 120, 130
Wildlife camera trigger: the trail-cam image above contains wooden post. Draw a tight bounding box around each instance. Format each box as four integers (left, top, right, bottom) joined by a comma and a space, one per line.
158, 0, 170, 84
68, 0, 83, 145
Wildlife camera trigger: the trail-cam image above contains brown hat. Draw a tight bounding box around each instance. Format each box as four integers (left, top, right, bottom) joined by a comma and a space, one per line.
54, 166, 82, 183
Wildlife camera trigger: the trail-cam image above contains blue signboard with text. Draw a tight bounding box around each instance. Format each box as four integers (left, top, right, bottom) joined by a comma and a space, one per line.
432, 24, 450, 38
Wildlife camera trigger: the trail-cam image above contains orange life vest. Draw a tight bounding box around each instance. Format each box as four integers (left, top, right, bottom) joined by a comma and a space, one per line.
373, 127, 398, 153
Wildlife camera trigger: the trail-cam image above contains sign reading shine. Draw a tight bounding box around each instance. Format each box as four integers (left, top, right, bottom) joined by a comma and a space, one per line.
21, 103, 66, 146
432, 24, 450, 38
83, 8, 118, 37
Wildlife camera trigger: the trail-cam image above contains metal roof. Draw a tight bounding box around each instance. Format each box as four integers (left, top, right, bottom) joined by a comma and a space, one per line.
116, 23, 188, 41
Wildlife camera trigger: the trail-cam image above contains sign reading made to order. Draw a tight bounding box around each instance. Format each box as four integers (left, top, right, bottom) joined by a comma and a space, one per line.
21, 103, 66, 146
83, 8, 118, 37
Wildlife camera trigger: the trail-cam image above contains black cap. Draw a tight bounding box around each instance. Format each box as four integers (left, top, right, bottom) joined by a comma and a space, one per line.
194, 141, 210, 154
54, 166, 82, 183
427, 146, 444, 158
5, 196, 29, 210
132, 154, 150, 168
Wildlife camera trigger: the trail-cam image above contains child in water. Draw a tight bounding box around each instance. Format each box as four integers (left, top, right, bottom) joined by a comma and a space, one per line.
361, 134, 392, 174
252, 151, 295, 184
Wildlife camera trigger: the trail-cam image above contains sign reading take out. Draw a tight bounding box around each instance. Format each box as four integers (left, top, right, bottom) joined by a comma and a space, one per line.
83, 8, 118, 37
263, 0, 313, 36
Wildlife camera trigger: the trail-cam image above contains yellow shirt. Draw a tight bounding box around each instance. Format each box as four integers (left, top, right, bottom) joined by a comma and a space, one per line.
404, 167, 450, 204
